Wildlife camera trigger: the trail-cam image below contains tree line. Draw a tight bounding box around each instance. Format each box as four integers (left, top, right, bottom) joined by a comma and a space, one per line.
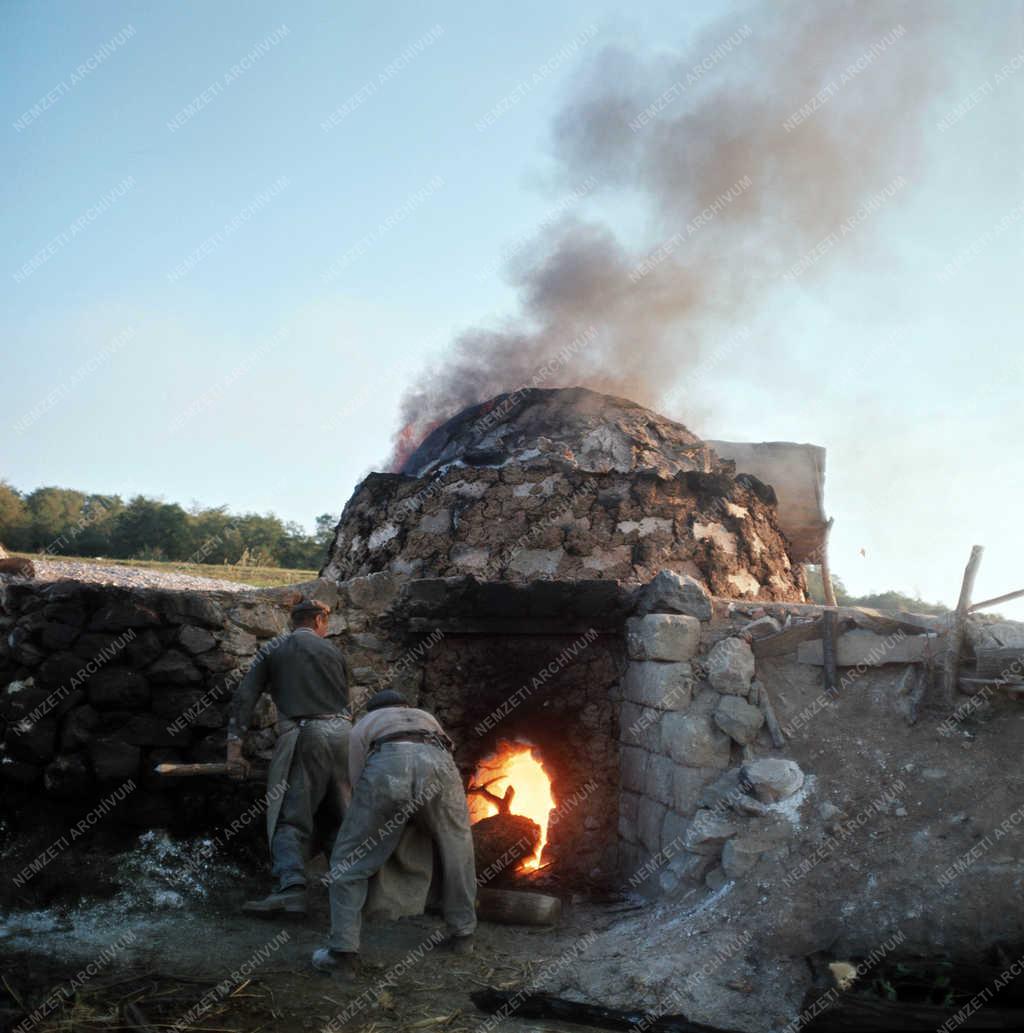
0, 481, 335, 570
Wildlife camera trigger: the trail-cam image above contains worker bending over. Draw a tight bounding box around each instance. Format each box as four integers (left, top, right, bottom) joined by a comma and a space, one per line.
313, 690, 477, 978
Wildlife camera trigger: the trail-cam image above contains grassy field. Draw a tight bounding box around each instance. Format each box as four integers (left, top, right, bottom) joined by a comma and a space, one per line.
12, 552, 319, 588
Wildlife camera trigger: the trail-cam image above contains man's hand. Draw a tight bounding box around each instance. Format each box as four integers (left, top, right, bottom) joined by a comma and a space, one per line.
226, 739, 251, 780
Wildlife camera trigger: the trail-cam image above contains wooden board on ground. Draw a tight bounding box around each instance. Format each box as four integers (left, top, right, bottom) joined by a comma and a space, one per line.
753, 619, 822, 658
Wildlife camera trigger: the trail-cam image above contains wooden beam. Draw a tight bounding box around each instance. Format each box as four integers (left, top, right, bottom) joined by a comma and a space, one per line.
819, 516, 838, 607
969, 587, 1024, 613
753, 617, 823, 658
942, 545, 984, 706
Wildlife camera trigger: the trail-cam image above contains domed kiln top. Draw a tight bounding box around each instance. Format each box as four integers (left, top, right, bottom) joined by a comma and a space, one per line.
400, 387, 710, 480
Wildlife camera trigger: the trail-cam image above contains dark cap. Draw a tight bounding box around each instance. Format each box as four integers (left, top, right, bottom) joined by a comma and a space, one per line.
290, 598, 330, 621
366, 690, 408, 711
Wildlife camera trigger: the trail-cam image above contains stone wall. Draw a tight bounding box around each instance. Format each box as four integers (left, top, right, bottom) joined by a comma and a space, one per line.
325, 464, 806, 601
0, 575, 406, 833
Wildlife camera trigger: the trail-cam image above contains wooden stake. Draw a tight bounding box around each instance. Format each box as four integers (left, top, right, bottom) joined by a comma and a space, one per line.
942, 545, 984, 706
819, 517, 838, 608
822, 608, 840, 696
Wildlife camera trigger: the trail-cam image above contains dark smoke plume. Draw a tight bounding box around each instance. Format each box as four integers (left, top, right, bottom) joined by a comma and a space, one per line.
390, 1, 951, 469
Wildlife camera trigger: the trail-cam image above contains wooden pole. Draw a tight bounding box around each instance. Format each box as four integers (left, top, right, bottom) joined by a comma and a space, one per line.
968, 587, 1024, 613
822, 608, 840, 696
942, 545, 984, 706
819, 517, 838, 607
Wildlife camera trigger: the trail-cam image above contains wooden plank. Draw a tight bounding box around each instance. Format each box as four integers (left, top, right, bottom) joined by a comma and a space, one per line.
942, 545, 984, 706
975, 646, 1024, 680
820, 517, 838, 607
753, 618, 822, 658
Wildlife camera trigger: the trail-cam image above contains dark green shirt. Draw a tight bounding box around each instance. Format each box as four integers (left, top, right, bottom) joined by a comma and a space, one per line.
228, 628, 351, 739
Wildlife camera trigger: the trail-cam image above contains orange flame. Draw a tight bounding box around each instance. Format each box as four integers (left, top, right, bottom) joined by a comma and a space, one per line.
468, 742, 554, 870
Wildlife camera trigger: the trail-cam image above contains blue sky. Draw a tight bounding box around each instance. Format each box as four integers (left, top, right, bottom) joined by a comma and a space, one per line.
2, 1, 1022, 614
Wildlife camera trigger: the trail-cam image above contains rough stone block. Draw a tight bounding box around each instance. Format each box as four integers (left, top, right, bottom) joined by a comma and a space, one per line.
619, 793, 640, 844
707, 637, 755, 694
217, 626, 258, 657
627, 615, 702, 661
740, 758, 805, 802
145, 650, 202, 685
508, 548, 565, 577
661, 809, 690, 853
123, 629, 162, 668
660, 711, 731, 769
637, 798, 667, 854
89, 738, 141, 781
37, 652, 88, 691
117, 715, 192, 748
635, 570, 712, 620
672, 765, 717, 816
43, 753, 93, 798
644, 753, 675, 805
0, 757, 42, 784
227, 604, 288, 638
88, 669, 150, 709
620, 746, 647, 793
157, 591, 224, 628
89, 600, 160, 632
721, 824, 792, 878
178, 625, 217, 655
740, 615, 782, 640
623, 661, 693, 711
619, 702, 663, 752
4, 717, 57, 763
61, 704, 101, 749
714, 695, 765, 745
195, 649, 238, 673
683, 808, 738, 854
40, 622, 80, 650
347, 572, 400, 615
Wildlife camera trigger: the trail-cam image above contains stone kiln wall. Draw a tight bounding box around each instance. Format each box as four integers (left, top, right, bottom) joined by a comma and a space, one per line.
616, 573, 810, 895
326, 464, 806, 602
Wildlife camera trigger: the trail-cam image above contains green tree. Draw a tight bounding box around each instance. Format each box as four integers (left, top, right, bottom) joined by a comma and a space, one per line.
25, 487, 87, 552
0, 481, 30, 550
111, 497, 192, 560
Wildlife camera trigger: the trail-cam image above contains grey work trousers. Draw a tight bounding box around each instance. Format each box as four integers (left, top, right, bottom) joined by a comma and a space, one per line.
327, 741, 477, 952
271, 717, 351, 891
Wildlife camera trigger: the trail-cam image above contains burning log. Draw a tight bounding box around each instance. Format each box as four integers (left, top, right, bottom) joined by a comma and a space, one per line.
472, 813, 540, 881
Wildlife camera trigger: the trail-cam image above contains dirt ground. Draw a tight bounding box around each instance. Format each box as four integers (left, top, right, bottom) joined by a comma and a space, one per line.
0, 860, 626, 1033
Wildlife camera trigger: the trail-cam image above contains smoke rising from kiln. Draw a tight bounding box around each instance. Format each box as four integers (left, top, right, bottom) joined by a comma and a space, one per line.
391, 1, 951, 470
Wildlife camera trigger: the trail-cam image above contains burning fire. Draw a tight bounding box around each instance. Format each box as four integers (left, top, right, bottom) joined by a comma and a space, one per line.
467, 741, 554, 870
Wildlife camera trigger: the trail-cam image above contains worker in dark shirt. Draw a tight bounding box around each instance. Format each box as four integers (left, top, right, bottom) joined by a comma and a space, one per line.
227, 598, 351, 917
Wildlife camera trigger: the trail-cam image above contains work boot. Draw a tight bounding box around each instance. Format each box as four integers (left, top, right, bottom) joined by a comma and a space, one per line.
440, 933, 474, 955
312, 947, 359, 979
241, 887, 307, 917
